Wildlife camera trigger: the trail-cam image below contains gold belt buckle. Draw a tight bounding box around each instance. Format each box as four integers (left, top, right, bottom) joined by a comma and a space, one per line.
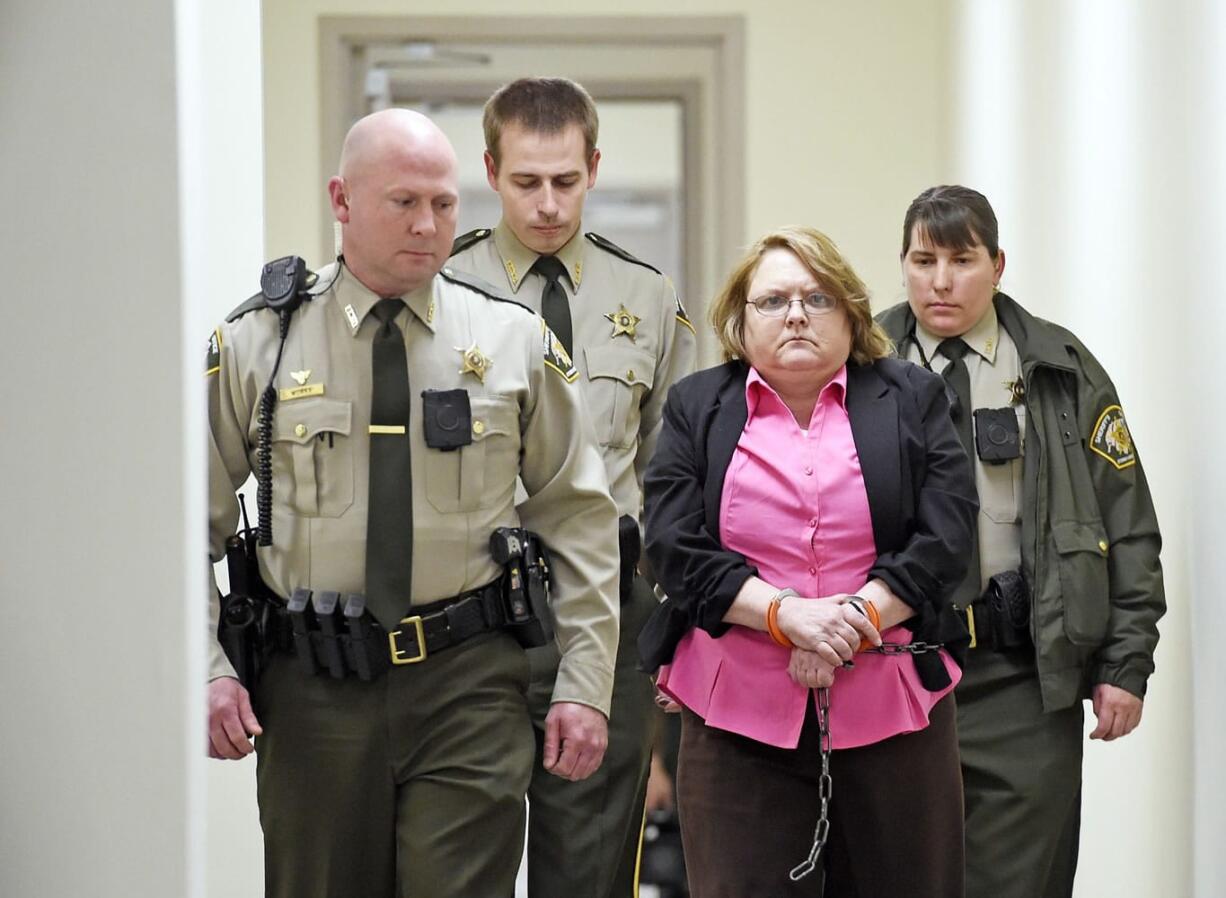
389, 615, 427, 664
958, 605, 978, 649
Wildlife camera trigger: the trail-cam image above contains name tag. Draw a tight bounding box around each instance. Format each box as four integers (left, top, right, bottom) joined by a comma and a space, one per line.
279, 383, 325, 401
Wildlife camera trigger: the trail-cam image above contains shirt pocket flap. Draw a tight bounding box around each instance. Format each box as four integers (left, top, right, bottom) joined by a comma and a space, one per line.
584, 344, 656, 390
1051, 520, 1109, 557
468, 395, 519, 442
273, 398, 353, 445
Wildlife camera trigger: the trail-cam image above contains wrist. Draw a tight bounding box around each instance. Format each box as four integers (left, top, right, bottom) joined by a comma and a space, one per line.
766, 588, 798, 648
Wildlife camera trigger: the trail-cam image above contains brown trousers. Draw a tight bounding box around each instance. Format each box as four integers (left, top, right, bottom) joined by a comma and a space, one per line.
677, 693, 964, 897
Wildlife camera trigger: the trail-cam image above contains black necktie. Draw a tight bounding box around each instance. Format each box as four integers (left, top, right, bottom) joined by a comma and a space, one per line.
365, 298, 413, 630
532, 255, 572, 358
938, 337, 981, 605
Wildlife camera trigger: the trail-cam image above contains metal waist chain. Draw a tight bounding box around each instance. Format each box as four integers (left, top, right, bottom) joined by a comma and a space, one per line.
788, 640, 945, 887
789, 684, 832, 882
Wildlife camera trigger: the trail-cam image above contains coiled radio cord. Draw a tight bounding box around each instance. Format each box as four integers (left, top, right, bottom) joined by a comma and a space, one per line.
256, 309, 293, 546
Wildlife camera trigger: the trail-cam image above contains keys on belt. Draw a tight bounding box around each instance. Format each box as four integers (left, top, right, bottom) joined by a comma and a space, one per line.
954, 603, 981, 649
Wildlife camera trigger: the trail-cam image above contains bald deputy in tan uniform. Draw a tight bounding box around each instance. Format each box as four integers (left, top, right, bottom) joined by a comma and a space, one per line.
205, 108, 620, 898
449, 78, 696, 898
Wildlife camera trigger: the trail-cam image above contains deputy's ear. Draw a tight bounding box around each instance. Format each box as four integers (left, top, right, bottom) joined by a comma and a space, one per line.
328, 176, 350, 223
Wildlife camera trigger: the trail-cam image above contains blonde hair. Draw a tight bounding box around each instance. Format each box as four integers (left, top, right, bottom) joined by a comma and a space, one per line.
708, 226, 893, 364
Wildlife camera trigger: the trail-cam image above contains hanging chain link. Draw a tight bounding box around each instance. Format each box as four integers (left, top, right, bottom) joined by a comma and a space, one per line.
864, 640, 945, 656
788, 640, 944, 886
789, 684, 832, 882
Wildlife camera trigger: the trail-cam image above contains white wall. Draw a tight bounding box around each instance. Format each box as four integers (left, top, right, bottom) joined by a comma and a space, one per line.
953, 1, 1199, 895
1190, 1, 1226, 894
0, 0, 192, 895
176, 0, 269, 895
0, 1, 263, 895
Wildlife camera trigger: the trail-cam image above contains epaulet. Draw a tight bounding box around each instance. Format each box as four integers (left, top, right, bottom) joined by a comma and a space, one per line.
225, 292, 268, 323
440, 266, 533, 315
449, 228, 494, 258
584, 232, 662, 275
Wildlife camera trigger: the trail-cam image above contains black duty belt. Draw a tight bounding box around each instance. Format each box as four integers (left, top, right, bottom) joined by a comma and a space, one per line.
384, 582, 508, 665
270, 579, 507, 679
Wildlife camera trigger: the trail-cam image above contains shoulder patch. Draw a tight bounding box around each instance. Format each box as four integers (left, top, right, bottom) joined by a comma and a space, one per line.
225, 291, 268, 323
205, 328, 221, 376
449, 228, 493, 258
440, 266, 532, 314
675, 294, 694, 333
584, 232, 662, 275
540, 319, 579, 383
1090, 404, 1136, 470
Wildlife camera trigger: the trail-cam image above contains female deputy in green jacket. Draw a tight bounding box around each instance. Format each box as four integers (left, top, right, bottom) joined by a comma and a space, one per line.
876, 184, 1166, 898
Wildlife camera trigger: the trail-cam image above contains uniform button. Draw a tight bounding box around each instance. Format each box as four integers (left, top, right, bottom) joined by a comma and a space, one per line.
1098, 539, 1109, 553
808, 518, 817, 528
803, 466, 813, 475
809, 567, 817, 575
626, 370, 637, 383
472, 420, 486, 436
294, 423, 307, 438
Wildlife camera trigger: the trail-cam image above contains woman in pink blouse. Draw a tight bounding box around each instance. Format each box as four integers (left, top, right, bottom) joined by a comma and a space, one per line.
640, 227, 977, 896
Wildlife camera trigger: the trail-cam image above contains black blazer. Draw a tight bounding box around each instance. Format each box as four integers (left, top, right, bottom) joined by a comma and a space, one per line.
639, 358, 978, 690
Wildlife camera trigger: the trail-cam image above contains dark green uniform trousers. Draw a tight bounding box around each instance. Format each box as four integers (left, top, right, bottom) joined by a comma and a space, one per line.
525, 575, 658, 898
253, 631, 534, 898
957, 646, 1084, 898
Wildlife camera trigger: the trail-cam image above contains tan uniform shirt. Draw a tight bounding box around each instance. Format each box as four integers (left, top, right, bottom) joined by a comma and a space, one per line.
207, 261, 620, 713
449, 224, 696, 520
907, 303, 1026, 591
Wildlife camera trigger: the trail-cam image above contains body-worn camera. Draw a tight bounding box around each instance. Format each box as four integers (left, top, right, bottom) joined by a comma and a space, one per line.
422, 389, 473, 451
973, 407, 1021, 464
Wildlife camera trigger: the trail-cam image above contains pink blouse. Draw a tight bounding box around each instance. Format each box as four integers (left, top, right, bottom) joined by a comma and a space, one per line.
657, 365, 959, 749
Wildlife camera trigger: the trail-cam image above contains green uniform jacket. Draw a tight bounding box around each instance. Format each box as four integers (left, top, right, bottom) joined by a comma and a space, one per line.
878, 293, 1165, 710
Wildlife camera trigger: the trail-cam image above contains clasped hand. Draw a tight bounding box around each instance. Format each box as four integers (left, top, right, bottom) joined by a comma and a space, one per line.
777, 595, 881, 689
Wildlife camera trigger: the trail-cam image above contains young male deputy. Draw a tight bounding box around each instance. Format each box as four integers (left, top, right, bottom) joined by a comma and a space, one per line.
878, 185, 1165, 898
206, 109, 620, 898
449, 78, 696, 898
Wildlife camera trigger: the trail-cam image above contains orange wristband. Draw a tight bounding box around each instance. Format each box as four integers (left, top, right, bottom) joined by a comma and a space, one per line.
849, 596, 881, 652
863, 598, 881, 631
766, 589, 797, 648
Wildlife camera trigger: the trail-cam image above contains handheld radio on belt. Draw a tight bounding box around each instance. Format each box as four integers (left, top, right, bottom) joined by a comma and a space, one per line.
218, 494, 276, 689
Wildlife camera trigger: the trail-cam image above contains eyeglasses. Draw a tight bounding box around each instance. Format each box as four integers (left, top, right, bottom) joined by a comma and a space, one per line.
745, 292, 838, 317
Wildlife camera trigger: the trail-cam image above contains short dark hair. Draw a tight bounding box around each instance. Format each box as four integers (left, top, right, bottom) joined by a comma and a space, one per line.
901, 185, 1000, 259
483, 78, 599, 170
